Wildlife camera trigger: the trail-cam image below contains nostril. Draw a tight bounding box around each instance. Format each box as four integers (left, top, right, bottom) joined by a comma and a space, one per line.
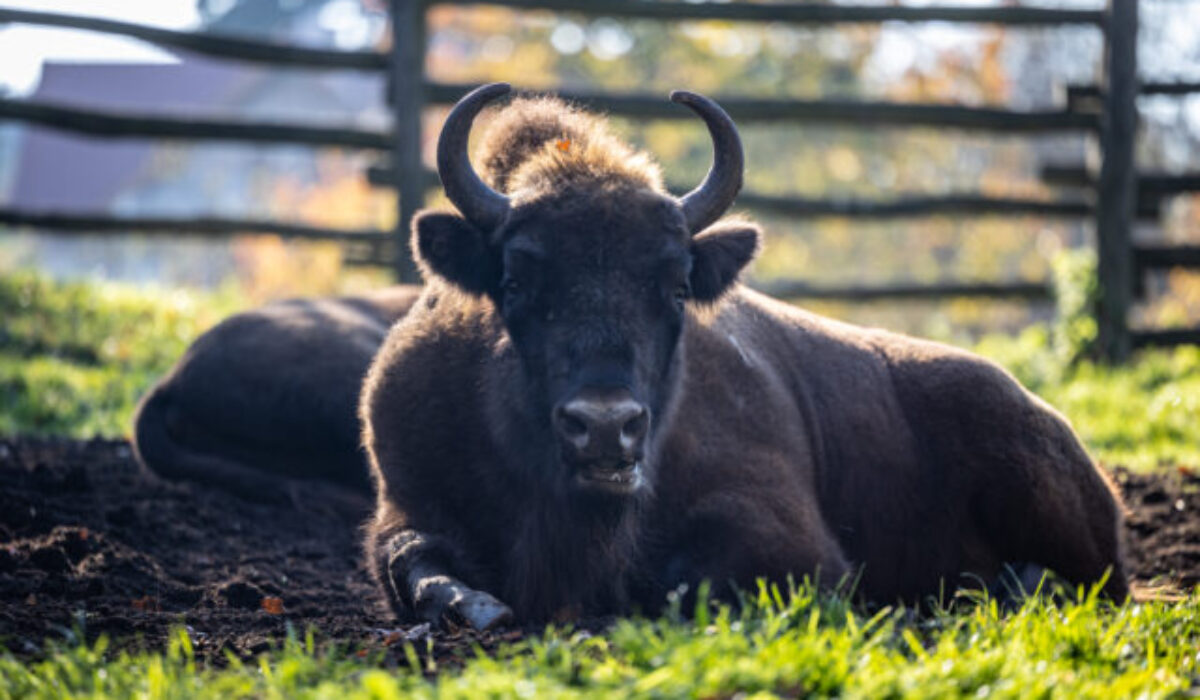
621, 409, 648, 442
555, 409, 589, 439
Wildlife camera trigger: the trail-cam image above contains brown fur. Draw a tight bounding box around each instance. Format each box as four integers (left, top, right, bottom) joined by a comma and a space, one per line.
361, 96, 1129, 626
133, 286, 420, 500
479, 96, 664, 197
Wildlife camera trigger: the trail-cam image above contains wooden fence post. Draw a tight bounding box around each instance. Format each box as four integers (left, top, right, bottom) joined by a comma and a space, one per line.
1094, 0, 1138, 362
390, 0, 425, 283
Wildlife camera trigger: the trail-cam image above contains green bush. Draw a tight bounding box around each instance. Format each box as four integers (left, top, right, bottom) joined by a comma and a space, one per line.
1051, 247, 1100, 367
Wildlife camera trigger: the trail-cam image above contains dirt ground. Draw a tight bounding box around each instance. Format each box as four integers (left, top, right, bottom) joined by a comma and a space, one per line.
0, 437, 1196, 661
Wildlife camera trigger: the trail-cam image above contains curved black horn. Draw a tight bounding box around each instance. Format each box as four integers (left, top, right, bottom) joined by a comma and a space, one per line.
670, 90, 744, 234
437, 82, 512, 231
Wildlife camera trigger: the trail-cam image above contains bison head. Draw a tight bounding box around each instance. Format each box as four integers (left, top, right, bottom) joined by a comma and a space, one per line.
414, 83, 759, 498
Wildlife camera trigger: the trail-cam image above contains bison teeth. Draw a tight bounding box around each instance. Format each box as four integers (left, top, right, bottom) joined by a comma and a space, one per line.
580, 463, 639, 484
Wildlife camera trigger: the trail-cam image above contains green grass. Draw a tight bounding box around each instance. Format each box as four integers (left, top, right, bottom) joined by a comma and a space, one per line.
0, 271, 241, 438
2, 584, 1197, 698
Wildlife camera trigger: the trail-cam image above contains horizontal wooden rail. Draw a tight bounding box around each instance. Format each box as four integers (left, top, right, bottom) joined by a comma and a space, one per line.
755, 279, 1052, 301
0, 98, 391, 149
1142, 173, 1200, 196
1041, 165, 1200, 192
341, 249, 1056, 301
1039, 164, 1191, 217
736, 192, 1092, 219
1132, 327, 1200, 349
0, 5, 1104, 80
427, 82, 1099, 132
0, 93, 1096, 155
1039, 164, 1093, 187
0, 209, 386, 242
0, 6, 1107, 74
365, 163, 439, 188
436, 0, 1105, 26
1068, 82, 1200, 103
1134, 245, 1200, 269
368, 163, 1093, 219
0, 8, 387, 70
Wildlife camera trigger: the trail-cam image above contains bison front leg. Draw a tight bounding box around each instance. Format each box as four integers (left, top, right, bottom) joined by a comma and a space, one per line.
370, 528, 513, 631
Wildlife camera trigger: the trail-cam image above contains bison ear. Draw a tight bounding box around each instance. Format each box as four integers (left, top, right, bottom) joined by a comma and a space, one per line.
688, 220, 762, 303
412, 211, 497, 295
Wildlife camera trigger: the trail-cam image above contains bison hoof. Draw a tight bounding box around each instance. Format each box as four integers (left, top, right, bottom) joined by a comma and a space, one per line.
411, 576, 514, 631
451, 589, 514, 631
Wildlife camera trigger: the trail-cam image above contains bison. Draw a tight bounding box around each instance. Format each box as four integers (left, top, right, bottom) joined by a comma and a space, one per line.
133, 286, 420, 500
361, 83, 1129, 630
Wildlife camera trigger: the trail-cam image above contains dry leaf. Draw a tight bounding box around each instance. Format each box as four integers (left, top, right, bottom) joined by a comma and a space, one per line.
556, 138, 571, 152
131, 595, 159, 612
382, 630, 404, 646
261, 596, 285, 615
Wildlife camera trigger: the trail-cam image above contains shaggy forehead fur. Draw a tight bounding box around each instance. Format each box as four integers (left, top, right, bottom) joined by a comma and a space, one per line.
476, 96, 665, 199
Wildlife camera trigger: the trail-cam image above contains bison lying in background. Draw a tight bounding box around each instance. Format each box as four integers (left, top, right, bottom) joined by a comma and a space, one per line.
362, 83, 1129, 630
133, 287, 419, 499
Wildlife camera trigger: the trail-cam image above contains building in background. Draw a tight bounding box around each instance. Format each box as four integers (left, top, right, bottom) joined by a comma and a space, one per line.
2, 0, 388, 286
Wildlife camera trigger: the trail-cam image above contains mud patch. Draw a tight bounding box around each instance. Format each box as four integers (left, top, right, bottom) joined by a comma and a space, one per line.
0, 438, 1195, 660
0, 438, 390, 660
1117, 466, 1200, 589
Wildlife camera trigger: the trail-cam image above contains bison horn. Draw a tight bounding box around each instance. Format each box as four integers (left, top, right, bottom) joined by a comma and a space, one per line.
437, 82, 512, 232
670, 90, 745, 234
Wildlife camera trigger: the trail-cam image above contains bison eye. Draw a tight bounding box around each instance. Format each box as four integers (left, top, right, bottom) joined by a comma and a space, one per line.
673, 284, 690, 308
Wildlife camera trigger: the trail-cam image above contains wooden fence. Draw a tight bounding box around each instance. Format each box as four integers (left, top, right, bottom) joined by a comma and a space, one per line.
0, 1, 1197, 360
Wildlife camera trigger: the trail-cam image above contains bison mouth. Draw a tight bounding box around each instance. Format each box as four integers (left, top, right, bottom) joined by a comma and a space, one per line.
575, 460, 643, 495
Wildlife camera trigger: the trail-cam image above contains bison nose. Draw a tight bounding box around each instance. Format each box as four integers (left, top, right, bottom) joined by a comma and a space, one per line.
554, 391, 649, 462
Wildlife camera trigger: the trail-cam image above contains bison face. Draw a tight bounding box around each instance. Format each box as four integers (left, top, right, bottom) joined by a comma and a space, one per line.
414, 191, 759, 496
415, 82, 757, 497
